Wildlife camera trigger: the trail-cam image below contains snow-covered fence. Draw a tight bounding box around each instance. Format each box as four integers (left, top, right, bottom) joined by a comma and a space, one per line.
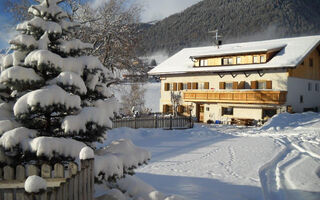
112, 115, 193, 129
0, 158, 94, 200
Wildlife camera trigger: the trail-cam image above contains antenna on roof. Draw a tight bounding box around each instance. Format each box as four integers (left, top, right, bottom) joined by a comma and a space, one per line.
208, 29, 223, 49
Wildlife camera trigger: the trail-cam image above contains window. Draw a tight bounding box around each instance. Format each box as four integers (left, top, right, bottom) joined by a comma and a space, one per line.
300, 95, 304, 103
253, 56, 259, 63
258, 81, 267, 89
222, 58, 233, 65
183, 83, 188, 90
301, 61, 304, 65
169, 83, 173, 91
309, 58, 313, 67
222, 107, 233, 116
315, 83, 319, 92
308, 83, 312, 91
200, 59, 208, 66
236, 57, 241, 64
260, 55, 266, 63
206, 107, 210, 111
198, 82, 205, 89
225, 82, 233, 89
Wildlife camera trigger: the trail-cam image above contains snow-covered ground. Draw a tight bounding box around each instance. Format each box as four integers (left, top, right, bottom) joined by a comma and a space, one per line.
106, 112, 320, 200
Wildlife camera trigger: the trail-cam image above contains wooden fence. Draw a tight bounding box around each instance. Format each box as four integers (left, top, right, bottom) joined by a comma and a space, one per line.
112, 116, 193, 129
0, 158, 94, 200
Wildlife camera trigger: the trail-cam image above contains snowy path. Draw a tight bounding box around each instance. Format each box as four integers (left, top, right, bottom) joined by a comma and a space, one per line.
106, 113, 320, 200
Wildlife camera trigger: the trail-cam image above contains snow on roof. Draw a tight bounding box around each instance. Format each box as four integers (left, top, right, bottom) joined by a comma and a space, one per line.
149, 35, 320, 75
190, 43, 286, 58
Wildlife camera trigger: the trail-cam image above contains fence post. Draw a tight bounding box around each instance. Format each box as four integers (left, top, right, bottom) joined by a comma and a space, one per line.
153, 115, 157, 128
134, 117, 137, 129
189, 113, 193, 128
169, 115, 173, 130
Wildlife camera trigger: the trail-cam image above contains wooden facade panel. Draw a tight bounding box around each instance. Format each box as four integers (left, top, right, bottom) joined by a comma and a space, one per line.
208, 93, 219, 100
288, 46, 320, 80
196, 93, 208, 99
183, 91, 287, 105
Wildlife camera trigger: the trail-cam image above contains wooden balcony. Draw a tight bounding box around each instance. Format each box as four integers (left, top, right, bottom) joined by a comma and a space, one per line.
183, 90, 287, 105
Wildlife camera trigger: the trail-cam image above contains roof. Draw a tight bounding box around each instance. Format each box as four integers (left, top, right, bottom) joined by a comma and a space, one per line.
148, 35, 320, 75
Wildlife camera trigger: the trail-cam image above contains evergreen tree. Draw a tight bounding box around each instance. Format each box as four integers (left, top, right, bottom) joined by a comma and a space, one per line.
0, 0, 117, 155
0, 2, 151, 196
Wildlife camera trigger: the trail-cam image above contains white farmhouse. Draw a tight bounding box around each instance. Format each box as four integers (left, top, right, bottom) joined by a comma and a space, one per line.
148, 35, 320, 124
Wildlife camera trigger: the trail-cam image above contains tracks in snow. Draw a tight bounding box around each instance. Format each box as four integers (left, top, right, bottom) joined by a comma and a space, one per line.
259, 137, 320, 200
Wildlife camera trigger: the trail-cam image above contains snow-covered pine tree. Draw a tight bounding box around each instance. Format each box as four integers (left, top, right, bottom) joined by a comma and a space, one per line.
0, 0, 117, 156
0, 1, 152, 197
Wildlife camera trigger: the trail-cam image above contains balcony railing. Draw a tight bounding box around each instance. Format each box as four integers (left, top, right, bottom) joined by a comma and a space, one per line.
183, 90, 287, 104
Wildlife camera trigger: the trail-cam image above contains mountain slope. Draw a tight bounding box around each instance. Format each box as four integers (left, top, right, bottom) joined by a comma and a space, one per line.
138, 0, 320, 55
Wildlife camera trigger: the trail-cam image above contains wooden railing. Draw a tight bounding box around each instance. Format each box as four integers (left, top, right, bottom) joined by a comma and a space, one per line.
112, 116, 193, 129
183, 90, 287, 104
0, 158, 94, 200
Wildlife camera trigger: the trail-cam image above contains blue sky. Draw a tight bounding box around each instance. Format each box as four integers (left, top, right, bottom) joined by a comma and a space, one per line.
0, 0, 202, 50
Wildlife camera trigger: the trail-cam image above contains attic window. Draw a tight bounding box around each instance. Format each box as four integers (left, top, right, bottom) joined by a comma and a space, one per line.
199, 59, 208, 66
309, 58, 313, 67
236, 57, 241, 64
253, 56, 259, 63
222, 58, 233, 65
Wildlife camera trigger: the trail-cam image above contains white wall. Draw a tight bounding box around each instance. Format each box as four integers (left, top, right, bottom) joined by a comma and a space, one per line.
287, 77, 320, 112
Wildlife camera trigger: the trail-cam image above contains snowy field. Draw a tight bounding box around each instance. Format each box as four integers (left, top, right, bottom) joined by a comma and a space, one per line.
105, 112, 320, 200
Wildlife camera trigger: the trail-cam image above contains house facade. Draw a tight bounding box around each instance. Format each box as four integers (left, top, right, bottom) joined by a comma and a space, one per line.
148, 35, 320, 123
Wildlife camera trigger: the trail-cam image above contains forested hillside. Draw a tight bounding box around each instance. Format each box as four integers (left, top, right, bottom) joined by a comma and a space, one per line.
137, 0, 320, 55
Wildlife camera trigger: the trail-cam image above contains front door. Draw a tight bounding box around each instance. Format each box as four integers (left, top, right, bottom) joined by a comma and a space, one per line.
196, 104, 205, 122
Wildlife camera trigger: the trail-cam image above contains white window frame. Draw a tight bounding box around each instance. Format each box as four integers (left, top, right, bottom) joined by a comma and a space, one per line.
253, 56, 259, 63
225, 82, 233, 90
198, 82, 205, 90
200, 59, 208, 66
169, 83, 173, 91
260, 55, 265, 63
183, 83, 188, 90
258, 81, 267, 89
236, 57, 241, 64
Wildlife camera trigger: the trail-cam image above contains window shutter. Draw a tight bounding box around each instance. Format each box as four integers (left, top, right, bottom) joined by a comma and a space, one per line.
219, 82, 226, 89
251, 81, 258, 89
169, 105, 173, 113
187, 82, 192, 89
173, 83, 177, 91
164, 83, 169, 91
266, 81, 272, 89
177, 105, 184, 113
232, 82, 238, 89
178, 83, 183, 90
192, 82, 198, 89
163, 105, 168, 113
238, 81, 245, 89
204, 82, 209, 89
